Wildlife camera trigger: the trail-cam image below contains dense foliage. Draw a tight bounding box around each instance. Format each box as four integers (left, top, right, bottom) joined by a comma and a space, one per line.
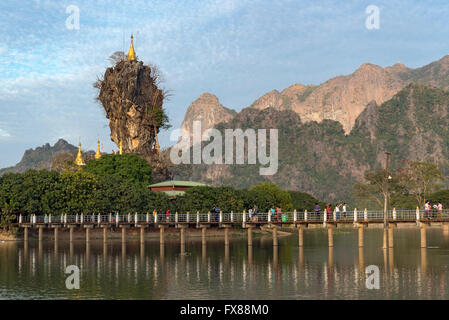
84, 154, 152, 187
0, 163, 323, 221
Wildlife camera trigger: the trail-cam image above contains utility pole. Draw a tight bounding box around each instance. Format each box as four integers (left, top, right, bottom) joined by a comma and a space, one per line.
383, 152, 391, 229
383, 152, 391, 249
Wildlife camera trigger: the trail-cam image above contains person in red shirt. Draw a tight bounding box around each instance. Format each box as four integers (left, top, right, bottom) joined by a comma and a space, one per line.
326, 203, 332, 220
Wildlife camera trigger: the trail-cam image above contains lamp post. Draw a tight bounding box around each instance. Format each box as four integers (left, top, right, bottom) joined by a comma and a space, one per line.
383, 152, 391, 230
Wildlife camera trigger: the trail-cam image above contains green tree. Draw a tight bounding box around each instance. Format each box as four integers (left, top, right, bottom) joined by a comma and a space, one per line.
249, 182, 293, 211
397, 160, 444, 208
84, 154, 152, 187
288, 190, 325, 211
353, 169, 404, 209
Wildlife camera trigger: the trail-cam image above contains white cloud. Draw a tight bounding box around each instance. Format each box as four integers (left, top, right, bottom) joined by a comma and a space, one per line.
0, 129, 11, 138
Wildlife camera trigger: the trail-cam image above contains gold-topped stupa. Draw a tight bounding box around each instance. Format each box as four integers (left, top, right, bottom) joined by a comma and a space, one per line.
127, 34, 136, 61
74, 142, 85, 166
119, 140, 123, 155
95, 139, 102, 159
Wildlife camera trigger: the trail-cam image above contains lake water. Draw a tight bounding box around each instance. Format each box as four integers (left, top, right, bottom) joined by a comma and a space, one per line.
1, 227, 448, 300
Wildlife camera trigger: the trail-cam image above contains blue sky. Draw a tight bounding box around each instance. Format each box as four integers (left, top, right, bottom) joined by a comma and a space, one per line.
1, 0, 449, 168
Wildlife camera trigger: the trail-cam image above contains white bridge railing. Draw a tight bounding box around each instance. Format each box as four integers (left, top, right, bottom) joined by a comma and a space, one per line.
16, 209, 449, 226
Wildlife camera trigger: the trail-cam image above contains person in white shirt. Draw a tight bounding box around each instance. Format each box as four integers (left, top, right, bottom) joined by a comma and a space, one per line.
342, 203, 347, 220
335, 204, 341, 220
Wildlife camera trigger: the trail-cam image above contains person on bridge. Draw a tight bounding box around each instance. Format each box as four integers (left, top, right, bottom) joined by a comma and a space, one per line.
252, 203, 258, 222
342, 203, 347, 220
335, 204, 341, 220
314, 203, 321, 220
438, 201, 443, 218
270, 206, 275, 221
212, 205, 220, 222
326, 203, 332, 220
275, 206, 281, 222
425, 201, 431, 218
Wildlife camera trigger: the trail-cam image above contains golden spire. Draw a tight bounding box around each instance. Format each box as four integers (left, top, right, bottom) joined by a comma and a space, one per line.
153, 127, 160, 154
95, 139, 101, 159
75, 142, 85, 166
119, 140, 123, 155
127, 34, 136, 61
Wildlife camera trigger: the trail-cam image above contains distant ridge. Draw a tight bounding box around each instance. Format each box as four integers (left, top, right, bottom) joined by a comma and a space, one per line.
0, 139, 80, 175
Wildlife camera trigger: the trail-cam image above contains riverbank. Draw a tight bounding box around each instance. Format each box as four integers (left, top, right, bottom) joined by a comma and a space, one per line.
0, 230, 18, 241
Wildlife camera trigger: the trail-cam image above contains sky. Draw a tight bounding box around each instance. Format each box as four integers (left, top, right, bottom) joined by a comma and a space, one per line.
1, 0, 449, 168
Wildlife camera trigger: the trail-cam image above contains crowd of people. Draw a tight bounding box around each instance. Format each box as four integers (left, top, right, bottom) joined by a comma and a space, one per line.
424, 201, 444, 218
147, 201, 444, 222
314, 203, 348, 220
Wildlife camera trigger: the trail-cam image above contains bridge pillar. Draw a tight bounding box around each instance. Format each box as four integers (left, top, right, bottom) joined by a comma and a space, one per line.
201, 227, 207, 246
420, 248, 427, 273
38, 226, 44, 242
69, 226, 74, 243
298, 226, 304, 247
273, 245, 278, 268
358, 226, 364, 247
359, 247, 364, 271
180, 226, 186, 252
159, 225, 165, 245
54, 227, 59, 242
273, 226, 278, 246
85, 227, 90, 243
121, 226, 127, 244
388, 225, 394, 248
327, 226, 333, 247
420, 225, 427, 248
247, 227, 253, 246
224, 225, 230, 246
248, 243, 253, 265
23, 226, 29, 242
103, 227, 108, 243
140, 227, 145, 244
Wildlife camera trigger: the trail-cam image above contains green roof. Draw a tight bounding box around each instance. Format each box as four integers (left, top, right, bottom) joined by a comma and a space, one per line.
149, 180, 207, 188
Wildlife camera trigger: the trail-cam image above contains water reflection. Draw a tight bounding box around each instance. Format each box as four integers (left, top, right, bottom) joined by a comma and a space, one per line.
1, 228, 449, 299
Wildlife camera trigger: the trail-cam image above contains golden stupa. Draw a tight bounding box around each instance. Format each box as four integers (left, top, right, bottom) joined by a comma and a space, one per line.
127, 34, 136, 61
95, 139, 101, 159
74, 142, 85, 166
119, 140, 123, 155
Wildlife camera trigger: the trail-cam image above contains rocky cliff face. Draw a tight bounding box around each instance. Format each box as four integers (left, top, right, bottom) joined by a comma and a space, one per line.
180, 93, 236, 144
171, 83, 449, 203
251, 56, 449, 133
181, 55, 449, 136
97, 60, 165, 156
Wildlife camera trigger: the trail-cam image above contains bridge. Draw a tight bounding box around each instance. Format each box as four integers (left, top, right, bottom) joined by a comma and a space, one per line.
14, 208, 449, 250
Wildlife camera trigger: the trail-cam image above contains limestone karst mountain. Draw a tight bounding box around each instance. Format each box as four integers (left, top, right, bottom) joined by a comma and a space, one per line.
180, 93, 236, 144
181, 55, 449, 135
171, 83, 449, 203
